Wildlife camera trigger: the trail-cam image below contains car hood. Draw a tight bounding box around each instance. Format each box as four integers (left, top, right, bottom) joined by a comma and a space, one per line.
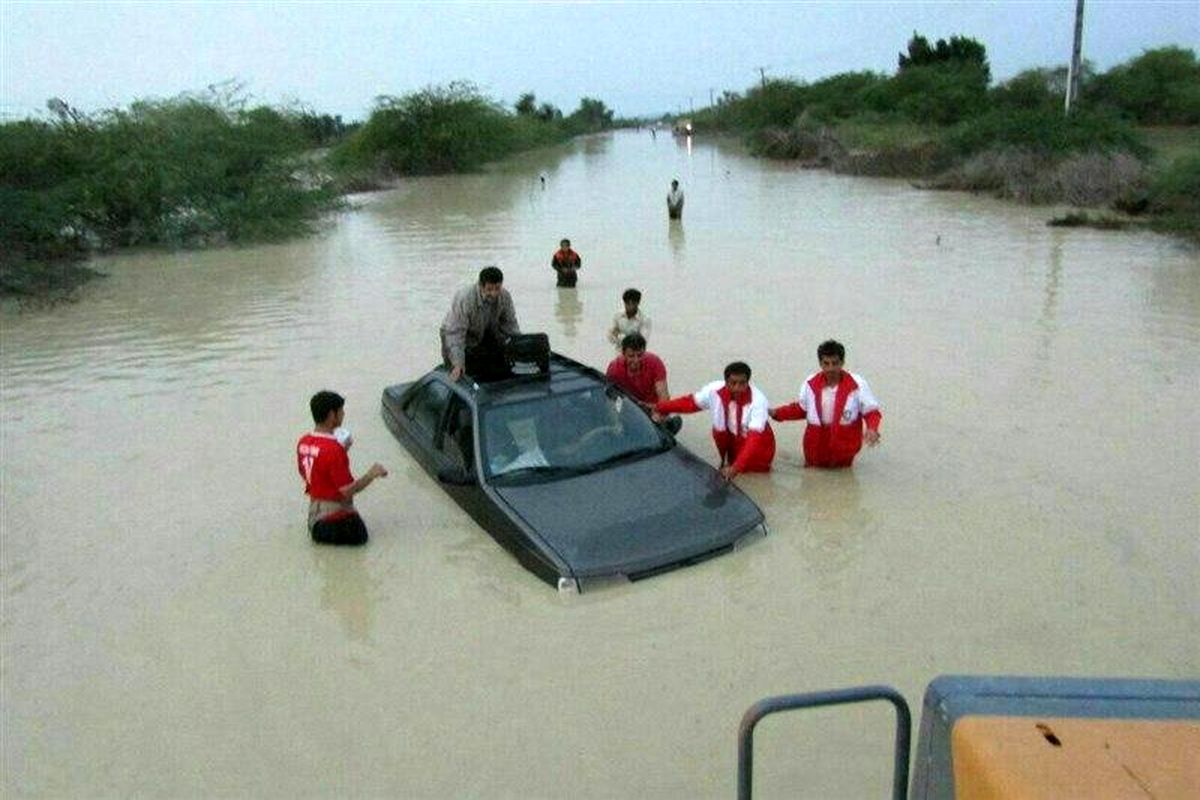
490, 449, 764, 579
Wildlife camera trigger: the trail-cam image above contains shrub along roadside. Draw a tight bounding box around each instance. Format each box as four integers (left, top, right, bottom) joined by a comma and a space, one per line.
1, 93, 341, 297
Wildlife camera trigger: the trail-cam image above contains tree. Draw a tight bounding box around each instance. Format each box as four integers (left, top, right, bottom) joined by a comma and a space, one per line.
515, 92, 537, 117
899, 32, 991, 84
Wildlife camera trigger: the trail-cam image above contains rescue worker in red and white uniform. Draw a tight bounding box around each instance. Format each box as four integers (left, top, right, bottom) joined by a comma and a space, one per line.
654, 361, 776, 480
769, 340, 881, 469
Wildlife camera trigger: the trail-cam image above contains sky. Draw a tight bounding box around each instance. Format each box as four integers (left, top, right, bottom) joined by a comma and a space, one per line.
2, 1, 1197, 121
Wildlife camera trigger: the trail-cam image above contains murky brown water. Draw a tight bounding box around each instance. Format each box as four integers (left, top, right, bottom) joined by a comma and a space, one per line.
3, 131, 1198, 798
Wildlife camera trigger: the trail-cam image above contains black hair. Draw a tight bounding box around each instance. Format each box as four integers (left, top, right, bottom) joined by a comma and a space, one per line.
478, 266, 504, 285
560, 238, 571, 247
310, 390, 345, 424
621, 288, 642, 303
817, 339, 845, 361
620, 333, 647, 352
724, 361, 751, 380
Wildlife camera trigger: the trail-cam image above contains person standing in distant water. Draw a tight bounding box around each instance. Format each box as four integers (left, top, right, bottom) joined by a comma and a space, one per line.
297, 390, 388, 546
606, 333, 669, 407
607, 287, 651, 349
550, 238, 581, 287
667, 179, 685, 220
654, 361, 775, 481
440, 266, 521, 382
769, 339, 882, 468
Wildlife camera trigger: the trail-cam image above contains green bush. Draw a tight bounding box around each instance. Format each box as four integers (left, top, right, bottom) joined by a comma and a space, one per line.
947, 108, 1147, 158
1087, 46, 1200, 124
0, 92, 338, 267
1148, 152, 1200, 237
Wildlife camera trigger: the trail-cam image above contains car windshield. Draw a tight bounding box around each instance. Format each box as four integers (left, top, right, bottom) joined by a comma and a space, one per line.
481, 385, 668, 483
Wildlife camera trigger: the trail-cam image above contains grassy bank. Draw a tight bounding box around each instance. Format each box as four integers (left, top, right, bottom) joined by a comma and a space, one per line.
690, 40, 1199, 241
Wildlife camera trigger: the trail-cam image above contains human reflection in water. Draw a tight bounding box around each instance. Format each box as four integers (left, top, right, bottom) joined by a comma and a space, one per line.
312, 545, 379, 643
668, 219, 685, 259
555, 286, 583, 340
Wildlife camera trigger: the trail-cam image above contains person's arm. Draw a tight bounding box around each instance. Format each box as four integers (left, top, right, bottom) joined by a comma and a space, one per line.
443, 293, 470, 378
655, 394, 701, 415
769, 402, 806, 422
338, 463, 388, 500
607, 314, 622, 345
651, 357, 669, 402
856, 376, 882, 445
723, 402, 770, 479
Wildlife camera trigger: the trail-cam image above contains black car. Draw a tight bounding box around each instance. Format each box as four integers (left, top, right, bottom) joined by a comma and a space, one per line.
381, 350, 766, 592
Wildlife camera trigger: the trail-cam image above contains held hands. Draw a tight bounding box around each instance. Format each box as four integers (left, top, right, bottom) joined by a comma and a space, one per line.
864, 429, 881, 447
366, 463, 389, 480
767, 407, 779, 421
720, 464, 739, 482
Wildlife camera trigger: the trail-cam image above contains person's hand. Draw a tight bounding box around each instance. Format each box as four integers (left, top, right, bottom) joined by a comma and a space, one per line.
650, 409, 664, 423
864, 429, 881, 447
449, 365, 464, 382
720, 465, 739, 481
367, 463, 389, 479
768, 407, 779, 421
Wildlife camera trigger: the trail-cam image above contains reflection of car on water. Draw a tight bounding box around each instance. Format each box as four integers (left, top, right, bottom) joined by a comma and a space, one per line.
381, 348, 765, 592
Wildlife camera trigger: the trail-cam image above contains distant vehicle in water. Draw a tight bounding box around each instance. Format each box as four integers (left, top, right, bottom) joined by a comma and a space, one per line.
381, 341, 766, 592
672, 119, 694, 136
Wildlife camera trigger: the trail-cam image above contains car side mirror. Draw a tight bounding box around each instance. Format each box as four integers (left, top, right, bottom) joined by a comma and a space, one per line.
437, 465, 477, 486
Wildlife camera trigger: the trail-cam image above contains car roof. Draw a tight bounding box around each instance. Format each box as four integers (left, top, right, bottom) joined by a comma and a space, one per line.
440, 352, 610, 407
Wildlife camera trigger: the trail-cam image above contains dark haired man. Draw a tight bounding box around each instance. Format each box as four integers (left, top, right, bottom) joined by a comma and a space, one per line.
550, 238, 581, 287
607, 287, 651, 349
606, 333, 669, 406
654, 361, 775, 480
440, 266, 521, 382
769, 339, 882, 468
296, 391, 387, 545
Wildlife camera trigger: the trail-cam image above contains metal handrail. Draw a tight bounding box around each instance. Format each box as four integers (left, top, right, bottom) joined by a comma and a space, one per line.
737, 685, 912, 800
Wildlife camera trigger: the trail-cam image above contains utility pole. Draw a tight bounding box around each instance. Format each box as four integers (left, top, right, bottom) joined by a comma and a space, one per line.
757, 67, 767, 90
1065, 0, 1085, 115
709, 87, 715, 107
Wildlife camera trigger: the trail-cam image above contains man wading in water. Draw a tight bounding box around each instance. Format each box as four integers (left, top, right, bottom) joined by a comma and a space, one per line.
667, 179, 685, 220
550, 238, 581, 287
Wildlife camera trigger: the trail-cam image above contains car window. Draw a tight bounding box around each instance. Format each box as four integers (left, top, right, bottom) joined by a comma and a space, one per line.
404, 380, 452, 440
482, 385, 666, 481
440, 397, 474, 470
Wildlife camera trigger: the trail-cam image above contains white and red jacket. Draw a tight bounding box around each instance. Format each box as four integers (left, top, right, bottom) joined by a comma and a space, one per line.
774, 371, 881, 468
656, 381, 776, 472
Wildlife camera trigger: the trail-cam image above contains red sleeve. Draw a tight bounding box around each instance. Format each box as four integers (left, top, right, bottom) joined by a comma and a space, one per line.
655, 395, 701, 415
731, 430, 768, 473
863, 409, 882, 431
773, 401, 806, 421
605, 360, 621, 380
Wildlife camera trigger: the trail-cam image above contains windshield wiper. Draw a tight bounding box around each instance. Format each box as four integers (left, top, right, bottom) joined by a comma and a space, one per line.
587, 444, 668, 470
492, 464, 587, 482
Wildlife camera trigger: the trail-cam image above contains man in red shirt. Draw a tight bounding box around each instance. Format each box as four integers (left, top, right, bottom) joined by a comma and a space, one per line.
296, 390, 387, 545
550, 238, 581, 287
605, 333, 670, 406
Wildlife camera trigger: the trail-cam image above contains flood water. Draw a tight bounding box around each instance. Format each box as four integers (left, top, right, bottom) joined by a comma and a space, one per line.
3, 130, 1198, 798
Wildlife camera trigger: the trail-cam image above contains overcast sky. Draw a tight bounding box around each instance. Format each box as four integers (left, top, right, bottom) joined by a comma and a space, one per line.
2, 1, 1197, 121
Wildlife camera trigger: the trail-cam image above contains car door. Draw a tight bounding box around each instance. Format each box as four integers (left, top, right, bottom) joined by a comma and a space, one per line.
399, 378, 453, 474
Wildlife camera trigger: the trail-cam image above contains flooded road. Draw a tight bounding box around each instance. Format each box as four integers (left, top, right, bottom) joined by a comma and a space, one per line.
3, 130, 1198, 797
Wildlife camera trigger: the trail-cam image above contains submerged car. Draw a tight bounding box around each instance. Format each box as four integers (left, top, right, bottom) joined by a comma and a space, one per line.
381, 348, 766, 592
